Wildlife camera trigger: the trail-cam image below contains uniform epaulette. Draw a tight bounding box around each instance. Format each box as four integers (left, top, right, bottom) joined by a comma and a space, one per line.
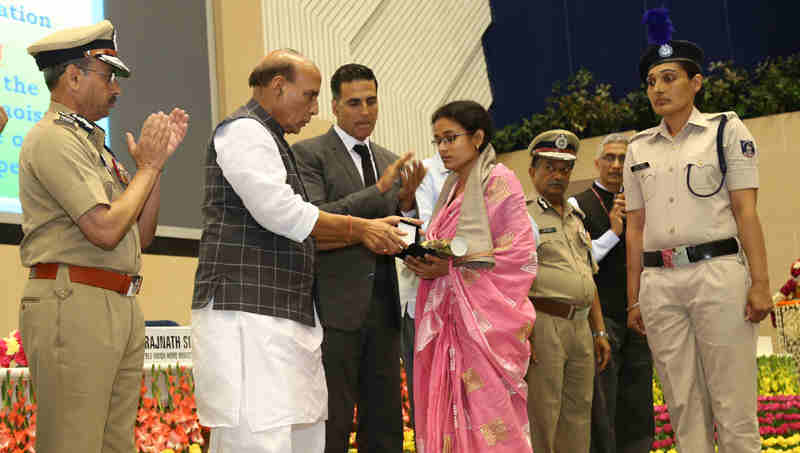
629, 126, 659, 144
704, 111, 739, 122
536, 197, 550, 211
54, 111, 95, 134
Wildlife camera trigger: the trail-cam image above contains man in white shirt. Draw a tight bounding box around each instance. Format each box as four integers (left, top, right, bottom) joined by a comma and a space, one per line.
191, 50, 409, 453
293, 63, 426, 453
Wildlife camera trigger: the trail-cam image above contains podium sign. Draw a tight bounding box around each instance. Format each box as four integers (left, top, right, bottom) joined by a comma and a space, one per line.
143, 326, 192, 366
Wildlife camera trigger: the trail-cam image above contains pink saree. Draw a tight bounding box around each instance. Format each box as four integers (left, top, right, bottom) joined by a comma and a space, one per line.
414, 164, 537, 453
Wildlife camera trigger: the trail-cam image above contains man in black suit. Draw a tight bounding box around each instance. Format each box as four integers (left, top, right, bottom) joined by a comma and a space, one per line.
293, 63, 425, 453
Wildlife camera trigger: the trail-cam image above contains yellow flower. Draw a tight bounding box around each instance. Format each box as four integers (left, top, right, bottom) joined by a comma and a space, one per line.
160, 450, 175, 453
4, 336, 19, 355
189, 444, 202, 453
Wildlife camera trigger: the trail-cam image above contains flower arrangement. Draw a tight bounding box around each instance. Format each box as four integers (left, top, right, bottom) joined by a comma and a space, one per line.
650, 356, 800, 453
773, 258, 800, 304
5, 354, 800, 453
0, 372, 35, 453
135, 365, 205, 453
0, 331, 27, 368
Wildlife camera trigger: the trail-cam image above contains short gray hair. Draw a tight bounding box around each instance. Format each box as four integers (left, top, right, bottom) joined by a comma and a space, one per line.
43, 57, 89, 91
597, 133, 629, 158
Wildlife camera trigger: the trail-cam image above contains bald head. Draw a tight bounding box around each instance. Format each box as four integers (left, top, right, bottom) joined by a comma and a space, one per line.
250, 49, 321, 134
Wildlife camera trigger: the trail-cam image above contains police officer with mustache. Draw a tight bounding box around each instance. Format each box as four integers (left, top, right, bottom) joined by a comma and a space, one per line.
524, 129, 611, 453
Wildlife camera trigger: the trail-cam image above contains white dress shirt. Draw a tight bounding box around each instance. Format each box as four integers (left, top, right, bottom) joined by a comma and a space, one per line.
397, 153, 450, 318
333, 124, 379, 184
567, 180, 621, 262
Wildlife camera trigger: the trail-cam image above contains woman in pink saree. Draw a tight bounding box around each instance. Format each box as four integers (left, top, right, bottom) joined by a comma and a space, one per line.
405, 101, 537, 453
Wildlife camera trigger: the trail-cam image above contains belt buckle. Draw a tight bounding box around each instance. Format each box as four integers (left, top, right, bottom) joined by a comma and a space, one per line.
660, 249, 674, 268
672, 246, 690, 266
661, 247, 690, 268
574, 305, 590, 321
126, 276, 143, 296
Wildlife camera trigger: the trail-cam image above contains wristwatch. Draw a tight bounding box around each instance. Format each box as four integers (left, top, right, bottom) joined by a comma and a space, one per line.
592, 330, 609, 339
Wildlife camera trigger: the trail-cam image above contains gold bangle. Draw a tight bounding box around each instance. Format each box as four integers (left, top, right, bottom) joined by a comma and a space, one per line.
627, 302, 640, 312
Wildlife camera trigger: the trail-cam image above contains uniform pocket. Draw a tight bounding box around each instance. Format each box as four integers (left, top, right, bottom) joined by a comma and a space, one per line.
537, 237, 570, 267
685, 159, 722, 194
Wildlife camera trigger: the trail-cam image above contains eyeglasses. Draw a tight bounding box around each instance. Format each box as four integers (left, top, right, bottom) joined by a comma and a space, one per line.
600, 154, 626, 164
81, 67, 118, 85
431, 133, 470, 147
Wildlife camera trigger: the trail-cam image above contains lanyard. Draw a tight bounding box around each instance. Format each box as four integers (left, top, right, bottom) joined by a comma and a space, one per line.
590, 186, 610, 216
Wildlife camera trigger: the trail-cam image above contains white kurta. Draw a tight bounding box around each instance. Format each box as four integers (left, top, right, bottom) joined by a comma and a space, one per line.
192, 118, 326, 432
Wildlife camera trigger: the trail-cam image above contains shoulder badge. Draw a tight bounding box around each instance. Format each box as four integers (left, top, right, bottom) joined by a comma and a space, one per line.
741, 140, 756, 158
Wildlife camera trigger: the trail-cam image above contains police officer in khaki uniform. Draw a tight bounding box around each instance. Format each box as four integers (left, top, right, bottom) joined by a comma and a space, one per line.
19, 21, 189, 452
525, 129, 611, 453
624, 13, 770, 453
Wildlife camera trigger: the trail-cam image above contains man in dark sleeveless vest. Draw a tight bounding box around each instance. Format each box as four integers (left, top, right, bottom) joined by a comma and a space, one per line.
191, 49, 410, 453
570, 134, 654, 453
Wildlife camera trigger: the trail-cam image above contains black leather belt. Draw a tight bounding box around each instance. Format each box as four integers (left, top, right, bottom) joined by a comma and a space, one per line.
533, 297, 590, 320
643, 237, 738, 268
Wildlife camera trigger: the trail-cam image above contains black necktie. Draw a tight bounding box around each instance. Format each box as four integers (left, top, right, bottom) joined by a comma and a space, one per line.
353, 144, 376, 187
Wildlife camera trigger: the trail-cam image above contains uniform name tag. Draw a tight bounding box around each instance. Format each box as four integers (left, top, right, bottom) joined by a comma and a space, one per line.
539, 227, 557, 234
631, 162, 650, 172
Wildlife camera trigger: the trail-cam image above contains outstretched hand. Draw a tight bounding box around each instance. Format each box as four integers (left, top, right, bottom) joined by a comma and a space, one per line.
359, 216, 415, 255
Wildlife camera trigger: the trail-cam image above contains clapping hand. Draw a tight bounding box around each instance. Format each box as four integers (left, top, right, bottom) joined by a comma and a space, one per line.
398, 158, 427, 211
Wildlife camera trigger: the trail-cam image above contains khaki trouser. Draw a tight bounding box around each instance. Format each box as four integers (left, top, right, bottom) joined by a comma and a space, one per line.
526, 311, 594, 453
639, 254, 759, 453
19, 264, 145, 453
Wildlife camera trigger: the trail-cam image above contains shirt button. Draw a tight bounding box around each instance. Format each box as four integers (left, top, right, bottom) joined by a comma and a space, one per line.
669, 167, 674, 173
669, 227, 675, 234
669, 197, 675, 203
